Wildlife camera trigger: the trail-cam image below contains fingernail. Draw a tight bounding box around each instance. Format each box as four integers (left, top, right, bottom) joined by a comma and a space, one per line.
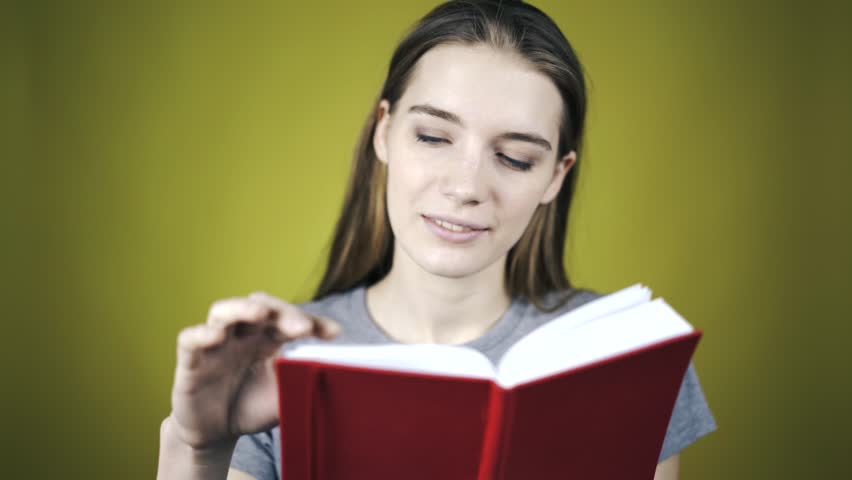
322, 320, 341, 337
283, 316, 310, 333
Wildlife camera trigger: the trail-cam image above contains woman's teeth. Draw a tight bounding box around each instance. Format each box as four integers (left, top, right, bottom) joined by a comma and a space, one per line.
434, 218, 473, 232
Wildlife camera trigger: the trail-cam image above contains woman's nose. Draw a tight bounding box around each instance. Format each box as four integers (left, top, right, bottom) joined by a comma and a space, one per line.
440, 153, 490, 206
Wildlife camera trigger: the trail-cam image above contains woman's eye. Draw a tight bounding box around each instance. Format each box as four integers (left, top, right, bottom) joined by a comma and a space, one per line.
415, 133, 531, 172
415, 133, 447, 144
498, 153, 533, 172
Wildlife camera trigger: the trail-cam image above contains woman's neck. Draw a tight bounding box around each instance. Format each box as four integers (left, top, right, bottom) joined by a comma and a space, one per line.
365, 249, 512, 345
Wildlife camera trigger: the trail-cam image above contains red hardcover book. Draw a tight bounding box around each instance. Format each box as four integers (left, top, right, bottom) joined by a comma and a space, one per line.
274, 284, 702, 479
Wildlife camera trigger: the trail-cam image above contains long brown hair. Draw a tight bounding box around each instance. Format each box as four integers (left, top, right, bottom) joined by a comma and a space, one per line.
313, 0, 588, 312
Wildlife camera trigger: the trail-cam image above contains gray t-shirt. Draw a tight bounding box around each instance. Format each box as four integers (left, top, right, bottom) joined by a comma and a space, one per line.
231, 285, 717, 479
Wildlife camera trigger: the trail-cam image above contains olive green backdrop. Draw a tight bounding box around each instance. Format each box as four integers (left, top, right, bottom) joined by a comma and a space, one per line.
3, 1, 851, 478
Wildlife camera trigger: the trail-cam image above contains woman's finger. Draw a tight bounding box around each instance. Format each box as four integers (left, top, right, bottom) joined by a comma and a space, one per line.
312, 315, 342, 339
206, 297, 275, 329
248, 291, 341, 340
176, 324, 226, 369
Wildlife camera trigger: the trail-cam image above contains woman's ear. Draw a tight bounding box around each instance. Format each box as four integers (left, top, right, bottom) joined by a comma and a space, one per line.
540, 150, 577, 204
373, 99, 391, 165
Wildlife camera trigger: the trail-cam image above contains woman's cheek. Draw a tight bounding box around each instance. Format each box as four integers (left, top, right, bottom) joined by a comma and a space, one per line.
399, 154, 434, 195
502, 188, 542, 232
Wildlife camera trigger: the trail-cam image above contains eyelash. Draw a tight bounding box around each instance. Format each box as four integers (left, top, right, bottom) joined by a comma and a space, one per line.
415, 134, 533, 172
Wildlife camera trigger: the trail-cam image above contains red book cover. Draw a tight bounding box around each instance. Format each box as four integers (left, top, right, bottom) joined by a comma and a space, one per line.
274, 330, 701, 480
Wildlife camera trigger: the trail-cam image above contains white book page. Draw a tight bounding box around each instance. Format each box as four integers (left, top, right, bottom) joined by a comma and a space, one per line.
283, 343, 497, 381
550, 282, 654, 329
495, 299, 694, 388
281, 283, 674, 385
499, 283, 653, 361
489, 282, 651, 377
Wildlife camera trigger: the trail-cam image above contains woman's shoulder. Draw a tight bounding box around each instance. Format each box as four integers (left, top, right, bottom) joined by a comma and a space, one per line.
294, 284, 364, 319
524, 285, 604, 320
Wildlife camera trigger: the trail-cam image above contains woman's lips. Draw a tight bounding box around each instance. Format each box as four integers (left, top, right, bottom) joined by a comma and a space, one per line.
422, 215, 488, 244
423, 214, 488, 231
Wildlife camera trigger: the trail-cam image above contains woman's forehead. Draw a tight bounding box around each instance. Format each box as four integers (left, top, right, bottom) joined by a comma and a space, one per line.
399, 43, 562, 139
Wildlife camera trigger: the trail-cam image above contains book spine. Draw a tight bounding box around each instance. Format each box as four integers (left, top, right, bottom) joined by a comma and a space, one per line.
310, 367, 326, 480
279, 363, 325, 480
477, 383, 510, 480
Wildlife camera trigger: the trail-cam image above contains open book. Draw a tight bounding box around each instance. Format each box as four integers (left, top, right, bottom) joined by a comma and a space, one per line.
275, 284, 702, 480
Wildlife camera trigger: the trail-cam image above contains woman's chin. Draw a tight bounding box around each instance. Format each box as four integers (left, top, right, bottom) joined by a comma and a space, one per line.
427, 266, 478, 279
415, 255, 491, 279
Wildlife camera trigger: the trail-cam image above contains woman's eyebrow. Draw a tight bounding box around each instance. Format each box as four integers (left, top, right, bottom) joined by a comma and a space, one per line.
409, 103, 464, 126
496, 132, 552, 151
408, 103, 552, 151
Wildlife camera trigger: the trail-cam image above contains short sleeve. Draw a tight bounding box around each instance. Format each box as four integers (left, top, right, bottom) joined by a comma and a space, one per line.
657, 362, 718, 462
231, 430, 277, 480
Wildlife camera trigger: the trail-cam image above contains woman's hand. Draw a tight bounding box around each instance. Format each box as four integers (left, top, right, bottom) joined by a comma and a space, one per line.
167, 291, 341, 450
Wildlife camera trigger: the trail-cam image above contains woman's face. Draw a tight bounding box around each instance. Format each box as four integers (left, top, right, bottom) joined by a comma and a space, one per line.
373, 43, 576, 280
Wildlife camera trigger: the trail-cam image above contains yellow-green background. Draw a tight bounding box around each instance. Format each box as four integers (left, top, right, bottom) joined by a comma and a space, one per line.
3, 1, 850, 478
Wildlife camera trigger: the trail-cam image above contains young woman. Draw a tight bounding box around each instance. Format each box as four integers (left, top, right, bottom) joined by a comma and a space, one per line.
157, 1, 717, 479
